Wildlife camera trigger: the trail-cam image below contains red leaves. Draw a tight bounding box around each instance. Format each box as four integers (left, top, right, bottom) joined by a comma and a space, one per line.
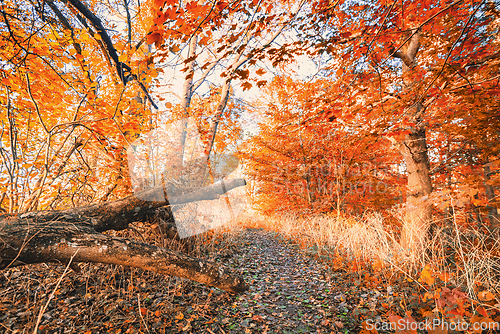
256, 80, 267, 88
147, 32, 163, 47
235, 69, 250, 80
360, 320, 379, 333
388, 313, 418, 334
256, 68, 266, 76
185, 1, 208, 18
476, 306, 488, 318
215, 1, 228, 12
153, 11, 169, 25
153, 0, 165, 8
385, 130, 411, 142
340, 31, 352, 39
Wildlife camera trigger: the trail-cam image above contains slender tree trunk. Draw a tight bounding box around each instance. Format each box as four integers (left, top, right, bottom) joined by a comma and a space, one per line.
392, 29, 433, 252
180, 36, 198, 161
483, 163, 498, 229
205, 80, 231, 158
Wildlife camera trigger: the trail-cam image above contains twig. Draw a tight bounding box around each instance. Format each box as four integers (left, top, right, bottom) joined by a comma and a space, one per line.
137, 293, 150, 333
25, 72, 49, 134
33, 249, 79, 334
450, 198, 473, 298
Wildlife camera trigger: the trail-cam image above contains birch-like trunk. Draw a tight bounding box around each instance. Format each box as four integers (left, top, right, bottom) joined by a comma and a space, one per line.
179, 36, 198, 161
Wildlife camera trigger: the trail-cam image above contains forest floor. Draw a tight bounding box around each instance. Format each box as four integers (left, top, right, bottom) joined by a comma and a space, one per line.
0, 228, 446, 333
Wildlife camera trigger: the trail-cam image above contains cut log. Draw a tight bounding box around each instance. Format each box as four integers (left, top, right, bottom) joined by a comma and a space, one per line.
0, 179, 248, 293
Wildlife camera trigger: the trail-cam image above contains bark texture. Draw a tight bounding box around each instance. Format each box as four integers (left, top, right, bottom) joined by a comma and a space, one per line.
179, 36, 198, 160
484, 163, 499, 229
0, 179, 247, 293
392, 29, 434, 251
397, 114, 433, 248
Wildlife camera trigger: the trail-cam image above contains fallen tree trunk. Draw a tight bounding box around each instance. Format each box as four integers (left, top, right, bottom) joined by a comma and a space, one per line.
0, 179, 247, 294
56, 178, 246, 232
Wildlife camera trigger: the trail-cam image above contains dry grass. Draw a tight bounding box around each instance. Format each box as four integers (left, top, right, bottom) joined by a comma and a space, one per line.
429, 223, 500, 298
240, 211, 402, 264
238, 209, 500, 301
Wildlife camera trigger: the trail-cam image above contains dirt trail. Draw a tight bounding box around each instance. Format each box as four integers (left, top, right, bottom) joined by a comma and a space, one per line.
1, 228, 375, 333
217, 228, 355, 333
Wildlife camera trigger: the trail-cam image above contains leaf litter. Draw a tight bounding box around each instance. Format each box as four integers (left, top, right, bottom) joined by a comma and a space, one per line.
0, 227, 477, 333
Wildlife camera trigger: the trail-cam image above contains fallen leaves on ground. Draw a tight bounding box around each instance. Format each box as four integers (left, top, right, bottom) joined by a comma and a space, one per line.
2, 228, 494, 333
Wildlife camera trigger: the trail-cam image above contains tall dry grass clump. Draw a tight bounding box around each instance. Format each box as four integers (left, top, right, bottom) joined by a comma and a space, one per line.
425, 220, 500, 297
242, 211, 404, 265
242, 210, 500, 296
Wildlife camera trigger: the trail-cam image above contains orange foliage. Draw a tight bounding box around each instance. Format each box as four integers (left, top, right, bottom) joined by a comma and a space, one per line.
0, 0, 157, 211
240, 76, 404, 216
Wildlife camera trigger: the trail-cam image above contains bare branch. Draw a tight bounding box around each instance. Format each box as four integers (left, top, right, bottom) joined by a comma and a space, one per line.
64, 0, 158, 108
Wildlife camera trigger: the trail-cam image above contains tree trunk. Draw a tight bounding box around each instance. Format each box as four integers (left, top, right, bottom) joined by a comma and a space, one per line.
180, 36, 198, 161
0, 178, 247, 294
392, 29, 433, 252
205, 80, 231, 158
484, 162, 499, 229
398, 112, 433, 250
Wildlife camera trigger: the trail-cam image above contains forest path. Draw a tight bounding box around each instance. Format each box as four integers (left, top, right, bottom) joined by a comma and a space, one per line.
212, 228, 357, 333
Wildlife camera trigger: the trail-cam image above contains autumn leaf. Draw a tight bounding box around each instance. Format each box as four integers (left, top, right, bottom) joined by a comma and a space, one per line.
478, 291, 495, 302
436, 272, 451, 283
199, 36, 210, 45
216, 0, 227, 11
153, 13, 167, 25
388, 313, 402, 331
428, 324, 449, 334
147, 32, 163, 46
154, 0, 165, 8
235, 69, 250, 80
257, 80, 267, 88
418, 265, 435, 286
252, 315, 263, 322
360, 320, 378, 333
170, 45, 181, 53
476, 306, 489, 318
241, 82, 252, 90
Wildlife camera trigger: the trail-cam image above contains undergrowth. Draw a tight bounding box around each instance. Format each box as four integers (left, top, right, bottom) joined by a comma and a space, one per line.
238, 210, 500, 333
0, 218, 243, 333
